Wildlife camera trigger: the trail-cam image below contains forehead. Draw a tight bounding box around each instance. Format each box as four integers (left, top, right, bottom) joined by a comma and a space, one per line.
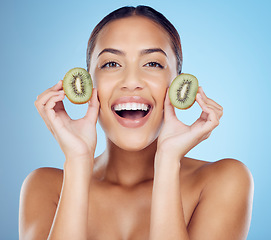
94, 16, 173, 54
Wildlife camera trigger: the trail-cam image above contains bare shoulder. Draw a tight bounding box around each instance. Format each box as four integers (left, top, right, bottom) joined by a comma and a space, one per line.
183, 157, 253, 188
25, 166, 63, 181
203, 158, 253, 189
184, 158, 254, 240
20, 167, 63, 211
19, 167, 63, 239
21, 167, 63, 197
203, 158, 254, 207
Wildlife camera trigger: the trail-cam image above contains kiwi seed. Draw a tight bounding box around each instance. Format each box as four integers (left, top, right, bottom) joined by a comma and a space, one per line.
169, 73, 199, 109
63, 67, 93, 104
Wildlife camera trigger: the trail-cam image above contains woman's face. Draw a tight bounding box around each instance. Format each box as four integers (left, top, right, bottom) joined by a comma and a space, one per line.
89, 16, 177, 151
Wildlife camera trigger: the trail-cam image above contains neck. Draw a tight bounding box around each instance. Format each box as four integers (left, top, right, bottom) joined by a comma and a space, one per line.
97, 139, 157, 187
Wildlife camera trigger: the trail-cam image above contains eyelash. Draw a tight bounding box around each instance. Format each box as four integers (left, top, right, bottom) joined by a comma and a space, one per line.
101, 61, 121, 69
100, 61, 164, 69
144, 61, 164, 69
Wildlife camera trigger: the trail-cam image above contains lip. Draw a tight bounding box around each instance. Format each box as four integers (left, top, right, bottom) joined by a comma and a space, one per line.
111, 96, 153, 128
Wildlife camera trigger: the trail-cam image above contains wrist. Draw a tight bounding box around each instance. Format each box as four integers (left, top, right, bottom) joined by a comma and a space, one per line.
62, 144, 96, 163
154, 150, 182, 173
155, 147, 184, 163
64, 155, 94, 172
65, 151, 94, 163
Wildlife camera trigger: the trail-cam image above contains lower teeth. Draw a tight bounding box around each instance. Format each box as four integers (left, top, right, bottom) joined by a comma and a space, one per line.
116, 110, 148, 119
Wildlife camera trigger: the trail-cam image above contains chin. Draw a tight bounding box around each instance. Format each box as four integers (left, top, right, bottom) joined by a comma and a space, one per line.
98, 98, 163, 152
111, 132, 158, 152
100, 118, 161, 152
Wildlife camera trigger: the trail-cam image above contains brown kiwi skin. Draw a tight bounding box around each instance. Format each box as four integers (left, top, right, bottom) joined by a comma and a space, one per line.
62, 68, 93, 104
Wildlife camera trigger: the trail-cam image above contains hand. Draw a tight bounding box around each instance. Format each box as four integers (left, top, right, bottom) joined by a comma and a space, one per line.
157, 87, 223, 160
35, 80, 100, 160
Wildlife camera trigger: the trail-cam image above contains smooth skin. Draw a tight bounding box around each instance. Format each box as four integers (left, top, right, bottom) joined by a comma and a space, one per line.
19, 16, 254, 240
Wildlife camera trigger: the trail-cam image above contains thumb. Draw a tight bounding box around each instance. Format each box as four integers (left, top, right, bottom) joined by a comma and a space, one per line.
164, 88, 176, 121
84, 88, 100, 124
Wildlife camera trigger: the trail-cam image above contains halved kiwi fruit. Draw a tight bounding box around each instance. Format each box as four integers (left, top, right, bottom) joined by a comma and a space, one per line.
63, 67, 93, 104
169, 73, 199, 109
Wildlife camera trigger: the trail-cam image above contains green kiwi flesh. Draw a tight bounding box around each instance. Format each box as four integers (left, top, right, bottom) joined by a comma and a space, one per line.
169, 73, 199, 109
63, 67, 93, 104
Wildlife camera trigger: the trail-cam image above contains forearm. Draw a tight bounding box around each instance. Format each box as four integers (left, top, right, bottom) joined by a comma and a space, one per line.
48, 157, 93, 240
150, 152, 189, 240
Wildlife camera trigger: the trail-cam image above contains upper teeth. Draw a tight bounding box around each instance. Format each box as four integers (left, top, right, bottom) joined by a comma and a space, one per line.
113, 103, 149, 111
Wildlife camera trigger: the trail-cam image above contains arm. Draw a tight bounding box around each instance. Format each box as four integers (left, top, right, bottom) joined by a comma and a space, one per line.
150, 151, 188, 240
19, 81, 100, 240
48, 157, 93, 239
187, 159, 254, 240
19, 159, 93, 240
150, 87, 216, 240
149, 87, 252, 239
150, 155, 253, 240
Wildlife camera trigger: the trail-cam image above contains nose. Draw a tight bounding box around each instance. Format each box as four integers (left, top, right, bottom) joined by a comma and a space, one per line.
120, 67, 145, 91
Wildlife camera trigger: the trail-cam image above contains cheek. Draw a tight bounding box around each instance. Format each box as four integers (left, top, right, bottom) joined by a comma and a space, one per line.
146, 74, 171, 107
93, 71, 115, 108
94, 75, 115, 135
92, 66, 174, 150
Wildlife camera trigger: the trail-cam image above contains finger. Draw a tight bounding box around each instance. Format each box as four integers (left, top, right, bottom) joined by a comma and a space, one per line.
36, 91, 65, 134
35, 80, 64, 108
196, 111, 208, 122
44, 92, 66, 123
191, 106, 208, 128
35, 90, 60, 122
54, 95, 66, 113
196, 92, 223, 120
164, 88, 176, 121
197, 93, 219, 121
84, 88, 100, 124
50, 80, 63, 91
36, 90, 65, 108
196, 93, 220, 131
35, 91, 65, 126
36, 80, 63, 101
198, 87, 223, 111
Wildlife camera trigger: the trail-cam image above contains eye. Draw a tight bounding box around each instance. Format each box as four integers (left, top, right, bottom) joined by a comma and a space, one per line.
101, 61, 121, 69
144, 61, 164, 69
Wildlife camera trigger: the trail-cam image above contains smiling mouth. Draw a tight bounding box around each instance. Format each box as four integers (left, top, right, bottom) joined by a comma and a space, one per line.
112, 103, 151, 120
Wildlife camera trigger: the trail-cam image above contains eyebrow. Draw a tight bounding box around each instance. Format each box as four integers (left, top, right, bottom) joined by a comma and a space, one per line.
97, 48, 167, 58
140, 48, 167, 57
98, 48, 125, 58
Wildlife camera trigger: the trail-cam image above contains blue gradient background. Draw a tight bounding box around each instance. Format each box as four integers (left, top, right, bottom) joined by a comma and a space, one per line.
0, 0, 270, 239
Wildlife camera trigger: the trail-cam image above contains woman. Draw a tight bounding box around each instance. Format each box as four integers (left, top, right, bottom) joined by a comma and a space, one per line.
19, 5, 254, 240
